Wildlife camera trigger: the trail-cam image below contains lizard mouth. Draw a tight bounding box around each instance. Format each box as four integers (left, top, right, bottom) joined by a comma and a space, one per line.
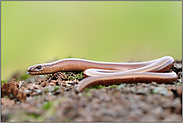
26, 71, 39, 75
27, 66, 43, 75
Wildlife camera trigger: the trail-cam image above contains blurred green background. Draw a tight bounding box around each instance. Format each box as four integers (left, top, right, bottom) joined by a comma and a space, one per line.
1, 1, 182, 80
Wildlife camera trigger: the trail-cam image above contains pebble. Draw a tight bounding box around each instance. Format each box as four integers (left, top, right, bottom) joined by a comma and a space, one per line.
33, 85, 39, 89
171, 98, 181, 108
152, 87, 171, 96
41, 82, 46, 87
36, 89, 42, 93
38, 75, 45, 79
32, 91, 41, 96
178, 72, 182, 79
136, 88, 144, 94
151, 82, 157, 86
48, 86, 55, 92
62, 83, 66, 87
23, 90, 31, 94
163, 114, 182, 122
174, 104, 182, 114
174, 64, 182, 70
139, 115, 157, 122
49, 83, 55, 86
150, 106, 163, 117
118, 84, 126, 89
28, 86, 34, 90
130, 87, 136, 93
177, 86, 182, 96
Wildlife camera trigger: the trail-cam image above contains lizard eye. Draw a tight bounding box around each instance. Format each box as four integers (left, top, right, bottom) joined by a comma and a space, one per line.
36, 65, 42, 70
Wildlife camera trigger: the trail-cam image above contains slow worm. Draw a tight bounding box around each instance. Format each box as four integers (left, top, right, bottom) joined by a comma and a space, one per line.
27, 56, 178, 92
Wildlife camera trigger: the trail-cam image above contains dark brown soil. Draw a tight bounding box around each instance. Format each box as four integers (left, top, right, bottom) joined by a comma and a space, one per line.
1, 60, 182, 122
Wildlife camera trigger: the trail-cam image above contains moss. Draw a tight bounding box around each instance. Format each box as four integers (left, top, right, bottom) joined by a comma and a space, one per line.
29, 113, 41, 118
67, 72, 83, 81
68, 76, 75, 80
8, 111, 44, 122
84, 85, 106, 91
108, 85, 118, 88
90, 85, 106, 89
83, 88, 90, 91
176, 82, 182, 86
54, 86, 59, 91
42, 97, 67, 120
42, 101, 53, 110
76, 72, 83, 80
44, 88, 49, 92
1, 80, 8, 85
83, 92, 91, 97
149, 89, 155, 94
3, 95, 9, 98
